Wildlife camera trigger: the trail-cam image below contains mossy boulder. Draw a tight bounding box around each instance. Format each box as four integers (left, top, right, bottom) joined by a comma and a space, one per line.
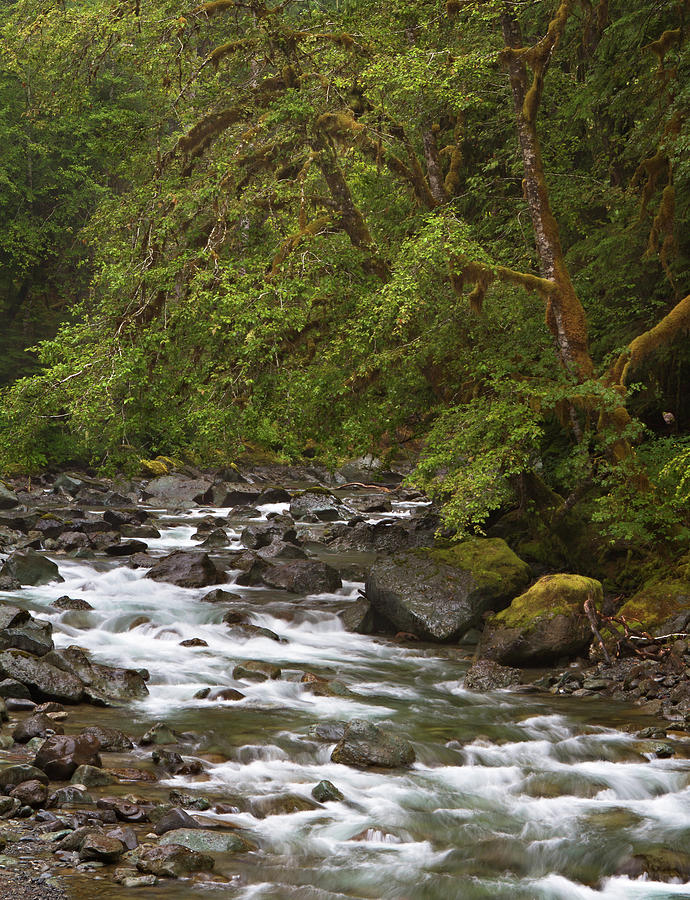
478, 574, 603, 665
614, 560, 690, 635
365, 538, 530, 642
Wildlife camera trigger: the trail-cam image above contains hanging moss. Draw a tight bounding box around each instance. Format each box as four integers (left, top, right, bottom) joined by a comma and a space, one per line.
208, 39, 256, 67
647, 29, 681, 67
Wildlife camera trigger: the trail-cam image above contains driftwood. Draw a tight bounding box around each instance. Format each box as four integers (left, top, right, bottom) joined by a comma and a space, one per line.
585, 598, 689, 661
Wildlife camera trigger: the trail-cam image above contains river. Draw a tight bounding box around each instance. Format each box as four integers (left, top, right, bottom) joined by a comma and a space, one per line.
8, 486, 690, 899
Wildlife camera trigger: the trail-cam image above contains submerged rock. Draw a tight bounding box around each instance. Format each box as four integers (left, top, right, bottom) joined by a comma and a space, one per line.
312, 780, 344, 802
365, 539, 530, 642
478, 574, 604, 665
331, 719, 415, 769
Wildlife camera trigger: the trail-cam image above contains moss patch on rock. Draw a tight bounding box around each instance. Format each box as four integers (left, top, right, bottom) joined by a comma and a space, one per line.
479, 574, 603, 665
615, 558, 690, 633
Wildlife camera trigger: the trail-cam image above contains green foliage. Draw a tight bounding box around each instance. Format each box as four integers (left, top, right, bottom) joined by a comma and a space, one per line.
0, 0, 689, 560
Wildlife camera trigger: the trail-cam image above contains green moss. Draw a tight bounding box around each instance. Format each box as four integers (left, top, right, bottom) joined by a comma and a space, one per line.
492, 574, 603, 629
617, 579, 690, 631
418, 537, 530, 595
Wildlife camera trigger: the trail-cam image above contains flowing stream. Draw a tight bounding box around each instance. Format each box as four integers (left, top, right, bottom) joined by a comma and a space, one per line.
7, 490, 690, 899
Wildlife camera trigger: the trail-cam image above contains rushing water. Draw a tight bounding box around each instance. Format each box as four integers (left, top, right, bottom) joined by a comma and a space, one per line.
5, 493, 690, 899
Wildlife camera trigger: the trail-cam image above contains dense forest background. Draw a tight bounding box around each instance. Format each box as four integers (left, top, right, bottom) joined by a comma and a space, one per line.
1, 0, 689, 562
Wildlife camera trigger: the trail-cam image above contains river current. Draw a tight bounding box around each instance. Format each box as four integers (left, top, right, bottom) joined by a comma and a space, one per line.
6, 491, 690, 899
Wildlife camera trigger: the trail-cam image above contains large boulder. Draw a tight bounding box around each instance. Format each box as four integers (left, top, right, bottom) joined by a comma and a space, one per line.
143, 475, 211, 508
365, 539, 530, 642
331, 719, 415, 769
0, 606, 53, 656
613, 558, 690, 636
0, 550, 64, 586
43, 646, 148, 705
478, 574, 604, 665
0, 649, 84, 703
261, 559, 342, 594
34, 732, 102, 780
13, 712, 64, 743
0, 484, 19, 510
146, 550, 224, 588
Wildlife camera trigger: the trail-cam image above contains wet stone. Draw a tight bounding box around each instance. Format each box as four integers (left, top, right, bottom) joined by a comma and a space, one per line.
233, 660, 281, 682
136, 843, 215, 878
312, 780, 344, 802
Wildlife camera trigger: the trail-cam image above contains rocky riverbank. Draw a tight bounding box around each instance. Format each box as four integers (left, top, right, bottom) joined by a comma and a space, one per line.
0, 461, 689, 896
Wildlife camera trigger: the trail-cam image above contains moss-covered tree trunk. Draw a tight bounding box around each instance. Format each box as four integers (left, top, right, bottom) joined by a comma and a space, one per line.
501, 5, 594, 381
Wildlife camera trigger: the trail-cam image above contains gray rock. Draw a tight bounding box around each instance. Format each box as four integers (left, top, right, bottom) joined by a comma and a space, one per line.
0, 550, 64, 586
145, 550, 225, 588
339, 597, 376, 634
0, 649, 84, 703
51, 596, 93, 611
0, 678, 31, 700
13, 712, 64, 743
365, 540, 530, 642
312, 780, 344, 802
250, 793, 321, 818
261, 560, 341, 594
463, 660, 522, 692
153, 808, 200, 836
331, 719, 415, 768
44, 646, 148, 705
143, 475, 212, 507
200, 588, 241, 603
71, 765, 115, 787
159, 827, 255, 853
0, 764, 49, 788
0, 484, 19, 510
0, 606, 54, 656
290, 490, 343, 522
79, 832, 125, 862
80, 725, 133, 751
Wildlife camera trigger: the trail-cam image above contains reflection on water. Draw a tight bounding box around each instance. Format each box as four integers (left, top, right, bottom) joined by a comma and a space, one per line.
6, 495, 690, 899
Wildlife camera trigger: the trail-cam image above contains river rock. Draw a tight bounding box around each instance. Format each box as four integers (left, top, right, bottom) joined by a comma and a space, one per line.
0, 606, 54, 656
105, 540, 148, 556
615, 847, 690, 881
463, 659, 522, 691
339, 597, 376, 634
34, 733, 102, 780
43, 646, 148, 705
80, 832, 125, 862
0, 797, 21, 817
261, 559, 341, 594
331, 719, 415, 768
365, 539, 530, 642
0, 550, 64, 586
140, 722, 178, 745
0, 649, 84, 703
233, 660, 281, 681
478, 574, 604, 665
160, 827, 256, 853
250, 793, 320, 818
49, 786, 94, 806
289, 489, 344, 522
71, 765, 115, 787
0, 678, 31, 699
13, 712, 64, 743
145, 550, 225, 588
143, 475, 211, 507
312, 780, 344, 802
258, 539, 307, 560
154, 808, 200, 836
0, 484, 19, 509
51, 595, 94, 611
0, 764, 49, 788
201, 588, 241, 603
9, 778, 48, 808
80, 725, 133, 751
137, 844, 215, 878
